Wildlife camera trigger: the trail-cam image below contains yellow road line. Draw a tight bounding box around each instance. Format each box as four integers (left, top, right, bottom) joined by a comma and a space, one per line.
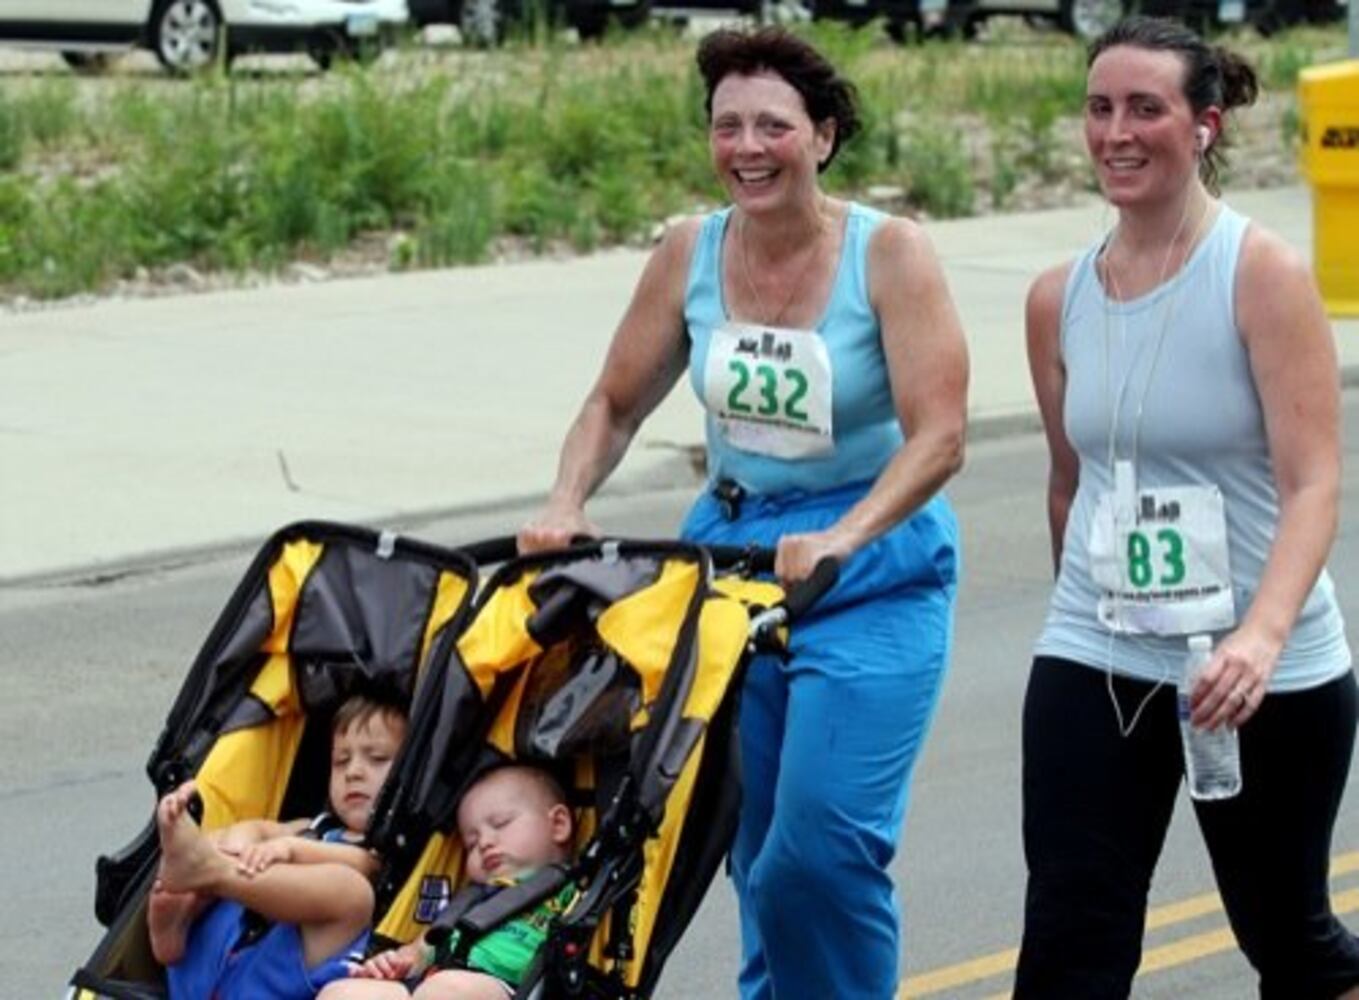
900, 851, 1359, 999
1136, 923, 1239, 973
1137, 887, 1359, 975
899, 948, 1019, 997
1143, 889, 1222, 930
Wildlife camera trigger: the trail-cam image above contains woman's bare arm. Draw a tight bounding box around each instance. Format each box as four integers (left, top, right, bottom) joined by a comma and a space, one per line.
1193, 225, 1341, 728
1025, 262, 1078, 577
518, 221, 699, 551
774, 219, 969, 581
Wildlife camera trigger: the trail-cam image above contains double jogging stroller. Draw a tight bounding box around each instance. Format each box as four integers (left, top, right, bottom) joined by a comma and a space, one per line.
69, 521, 835, 1000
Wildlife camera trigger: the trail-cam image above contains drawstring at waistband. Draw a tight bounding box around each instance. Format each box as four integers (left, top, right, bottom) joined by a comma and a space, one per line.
714, 479, 745, 522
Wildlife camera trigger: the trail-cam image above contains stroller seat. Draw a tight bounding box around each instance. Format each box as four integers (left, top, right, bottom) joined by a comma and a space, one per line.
368, 539, 793, 1000
70, 521, 478, 999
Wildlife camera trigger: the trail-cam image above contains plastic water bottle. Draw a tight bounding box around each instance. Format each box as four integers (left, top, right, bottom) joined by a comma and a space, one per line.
1178, 634, 1242, 801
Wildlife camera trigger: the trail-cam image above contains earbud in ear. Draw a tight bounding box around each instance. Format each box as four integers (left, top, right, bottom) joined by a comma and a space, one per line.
1196, 125, 1210, 153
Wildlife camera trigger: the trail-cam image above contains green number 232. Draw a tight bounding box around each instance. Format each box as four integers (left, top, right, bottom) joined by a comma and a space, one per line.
726, 359, 810, 422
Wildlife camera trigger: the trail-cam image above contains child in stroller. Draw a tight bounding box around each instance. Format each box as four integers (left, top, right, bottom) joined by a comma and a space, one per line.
324, 763, 576, 999
151, 694, 407, 1000
71, 528, 833, 1000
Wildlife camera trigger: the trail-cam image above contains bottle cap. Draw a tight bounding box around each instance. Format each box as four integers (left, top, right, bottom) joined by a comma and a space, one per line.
1188, 634, 1212, 653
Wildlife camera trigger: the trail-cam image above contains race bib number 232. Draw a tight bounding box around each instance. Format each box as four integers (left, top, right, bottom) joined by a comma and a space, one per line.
703, 322, 833, 460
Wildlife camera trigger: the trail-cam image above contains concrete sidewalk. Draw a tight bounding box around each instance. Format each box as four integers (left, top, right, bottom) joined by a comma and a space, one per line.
2, 185, 1355, 583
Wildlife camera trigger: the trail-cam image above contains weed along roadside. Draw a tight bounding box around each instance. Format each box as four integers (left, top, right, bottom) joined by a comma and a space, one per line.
0, 21, 1343, 304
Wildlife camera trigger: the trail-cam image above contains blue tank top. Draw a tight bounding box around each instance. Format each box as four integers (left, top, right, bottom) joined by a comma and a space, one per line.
684, 203, 903, 495
307, 811, 363, 845
1035, 204, 1351, 691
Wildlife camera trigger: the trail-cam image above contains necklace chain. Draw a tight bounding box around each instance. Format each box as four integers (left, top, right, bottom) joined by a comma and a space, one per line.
738, 210, 825, 327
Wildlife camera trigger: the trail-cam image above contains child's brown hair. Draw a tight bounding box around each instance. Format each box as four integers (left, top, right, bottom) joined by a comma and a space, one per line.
332, 693, 407, 738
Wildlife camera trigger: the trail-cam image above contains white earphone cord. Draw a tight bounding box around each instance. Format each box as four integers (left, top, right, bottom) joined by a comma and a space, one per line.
1100, 192, 1215, 739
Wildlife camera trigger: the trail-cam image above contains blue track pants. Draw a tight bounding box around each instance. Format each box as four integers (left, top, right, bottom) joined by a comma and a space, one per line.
683, 480, 958, 1000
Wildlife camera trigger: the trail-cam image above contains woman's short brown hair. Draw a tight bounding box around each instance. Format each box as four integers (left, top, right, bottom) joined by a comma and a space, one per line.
696, 26, 862, 172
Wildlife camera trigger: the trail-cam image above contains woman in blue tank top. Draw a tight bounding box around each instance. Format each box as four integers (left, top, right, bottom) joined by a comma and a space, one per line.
520, 26, 968, 1000
1019, 17, 1359, 998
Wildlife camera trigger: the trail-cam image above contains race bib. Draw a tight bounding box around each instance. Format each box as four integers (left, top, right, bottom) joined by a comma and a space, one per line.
703, 322, 833, 460
1088, 468, 1236, 635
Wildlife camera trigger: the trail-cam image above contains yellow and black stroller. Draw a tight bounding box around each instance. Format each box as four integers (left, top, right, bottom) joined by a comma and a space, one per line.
68, 520, 482, 999
70, 526, 834, 1000
364, 537, 837, 1000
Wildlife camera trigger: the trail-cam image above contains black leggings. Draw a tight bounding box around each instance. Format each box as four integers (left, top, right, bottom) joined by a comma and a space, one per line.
1014, 656, 1359, 1000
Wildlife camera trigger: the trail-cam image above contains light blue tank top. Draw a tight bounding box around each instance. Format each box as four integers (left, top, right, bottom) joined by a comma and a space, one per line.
1035, 204, 1351, 691
684, 203, 902, 495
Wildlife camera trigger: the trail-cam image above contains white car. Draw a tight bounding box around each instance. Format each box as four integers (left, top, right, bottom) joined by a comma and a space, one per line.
0, 0, 409, 73
955, 0, 1346, 39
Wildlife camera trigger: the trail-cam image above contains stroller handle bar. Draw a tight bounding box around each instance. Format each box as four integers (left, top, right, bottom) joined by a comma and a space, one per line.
459, 535, 522, 565
456, 536, 839, 625
742, 554, 840, 637
781, 554, 840, 621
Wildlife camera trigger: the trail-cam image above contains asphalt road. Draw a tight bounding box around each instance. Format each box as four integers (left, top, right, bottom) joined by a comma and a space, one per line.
9, 395, 1359, 999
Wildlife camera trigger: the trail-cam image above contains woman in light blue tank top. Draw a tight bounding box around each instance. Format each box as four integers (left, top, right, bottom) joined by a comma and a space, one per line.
1017, 18, 1359, 998
519, 27, 968, 1000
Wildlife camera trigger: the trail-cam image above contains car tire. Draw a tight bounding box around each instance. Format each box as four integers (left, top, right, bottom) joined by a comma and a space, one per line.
150, 0, 224, 73
61, 51, 118, 74
1058, 0, 1123, 39
459, 0, 510, 46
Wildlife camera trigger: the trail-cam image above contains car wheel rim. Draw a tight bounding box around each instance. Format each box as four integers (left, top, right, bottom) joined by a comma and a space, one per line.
160, 0, 219, 70
1071, 0, 1121, 38
460, 0, 500, 44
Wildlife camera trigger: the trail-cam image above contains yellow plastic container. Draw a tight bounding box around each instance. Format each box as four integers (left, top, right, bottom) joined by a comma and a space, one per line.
1299, 60, 1359, 317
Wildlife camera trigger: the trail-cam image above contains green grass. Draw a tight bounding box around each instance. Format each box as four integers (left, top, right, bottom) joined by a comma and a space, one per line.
0, 97, 24, 172
0, 19, 1339, 300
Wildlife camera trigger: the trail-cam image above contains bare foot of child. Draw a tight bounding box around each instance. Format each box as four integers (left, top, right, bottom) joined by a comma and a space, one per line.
149, 783, 218, 966
147, 879, 200, 966
156, 782, 229, 895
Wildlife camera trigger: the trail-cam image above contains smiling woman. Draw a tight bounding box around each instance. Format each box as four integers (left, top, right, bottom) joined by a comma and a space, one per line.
0, 0, 409, 74
518, 25, 969, 1000
1018, 15, 1359, 999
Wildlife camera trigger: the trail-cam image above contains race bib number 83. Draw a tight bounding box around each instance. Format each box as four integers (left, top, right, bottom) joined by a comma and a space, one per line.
1089, 482, 1236, 635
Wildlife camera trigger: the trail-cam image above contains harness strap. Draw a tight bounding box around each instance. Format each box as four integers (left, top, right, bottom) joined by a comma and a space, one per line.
426, 865, 573, 967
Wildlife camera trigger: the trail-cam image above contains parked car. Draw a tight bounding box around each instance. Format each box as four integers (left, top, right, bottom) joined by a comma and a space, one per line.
1256, 0, 1348, 30
0, 0, 409, 73
970, 0, 1125, 38
951, 0, 1286, 39
806, 0, 956, 41
409, 0, 647, 43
